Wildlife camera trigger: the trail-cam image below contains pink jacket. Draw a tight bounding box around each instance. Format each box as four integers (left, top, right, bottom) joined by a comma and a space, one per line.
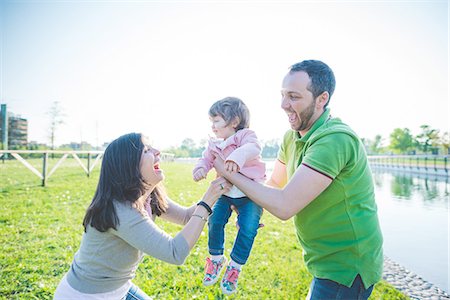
193, 128, 266, 182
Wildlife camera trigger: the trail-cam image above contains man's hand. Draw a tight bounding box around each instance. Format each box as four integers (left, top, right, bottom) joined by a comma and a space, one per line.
225, 160, 240, 173
213, 156, 226, 177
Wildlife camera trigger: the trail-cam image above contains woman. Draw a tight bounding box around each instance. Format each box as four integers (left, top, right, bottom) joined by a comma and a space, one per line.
54, 132, 230, 299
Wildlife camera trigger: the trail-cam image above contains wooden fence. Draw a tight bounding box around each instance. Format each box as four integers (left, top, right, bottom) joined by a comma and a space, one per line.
0, 150, 175, 186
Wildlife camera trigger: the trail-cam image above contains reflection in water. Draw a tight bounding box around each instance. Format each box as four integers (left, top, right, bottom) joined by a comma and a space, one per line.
371, 167, 449, 293
391, 175, 414, 198
372, 168, 449, 207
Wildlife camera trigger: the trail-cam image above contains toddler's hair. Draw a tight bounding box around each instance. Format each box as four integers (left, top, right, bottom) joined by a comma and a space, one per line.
209, 97, 250, 131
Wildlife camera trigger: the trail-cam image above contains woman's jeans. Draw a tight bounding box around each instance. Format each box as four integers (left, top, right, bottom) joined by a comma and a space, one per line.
307, 274, 374, 300
208, 195, 263, 265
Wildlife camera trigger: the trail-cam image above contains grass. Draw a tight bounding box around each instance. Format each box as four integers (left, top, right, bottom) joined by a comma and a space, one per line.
0, 159, 407, 299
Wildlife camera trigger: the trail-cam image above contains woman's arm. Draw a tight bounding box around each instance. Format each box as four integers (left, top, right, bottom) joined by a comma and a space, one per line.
160, 198, 196, 225
114, 177, 231, 265
178, 177, 230, 248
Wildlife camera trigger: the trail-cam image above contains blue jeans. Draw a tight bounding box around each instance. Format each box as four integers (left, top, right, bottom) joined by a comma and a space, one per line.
125, 283, 151, 300
208, 195, 263, 265
307, 274, 374, 300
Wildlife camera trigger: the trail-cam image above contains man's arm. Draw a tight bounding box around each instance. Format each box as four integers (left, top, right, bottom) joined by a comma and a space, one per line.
214, 157, 332, 220
266, 159, 288, 188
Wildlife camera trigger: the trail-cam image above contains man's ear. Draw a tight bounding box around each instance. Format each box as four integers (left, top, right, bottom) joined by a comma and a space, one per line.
317, 91, 330, 108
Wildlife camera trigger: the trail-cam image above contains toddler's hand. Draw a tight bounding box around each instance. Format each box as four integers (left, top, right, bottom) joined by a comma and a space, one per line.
225, 160, 240, 173
193, 169, 207, 182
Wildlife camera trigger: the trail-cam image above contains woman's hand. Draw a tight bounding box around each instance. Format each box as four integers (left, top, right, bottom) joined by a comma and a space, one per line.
201, 177, 231, 208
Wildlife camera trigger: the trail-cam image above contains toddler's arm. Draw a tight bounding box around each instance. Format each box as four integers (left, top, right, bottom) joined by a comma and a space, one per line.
192, 145, 216, 181
226, 130, 262, 170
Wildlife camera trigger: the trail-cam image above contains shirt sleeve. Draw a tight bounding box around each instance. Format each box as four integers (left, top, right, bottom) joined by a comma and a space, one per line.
160, 197, 196, 225
113, 204, 190, 265
301, 132, 356, 179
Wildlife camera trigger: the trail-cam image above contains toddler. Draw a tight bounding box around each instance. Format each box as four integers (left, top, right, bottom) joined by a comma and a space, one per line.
193, 97, 266, 295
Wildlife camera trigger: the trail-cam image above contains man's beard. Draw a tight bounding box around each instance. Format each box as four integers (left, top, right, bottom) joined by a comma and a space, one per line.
295, 99, 316, 132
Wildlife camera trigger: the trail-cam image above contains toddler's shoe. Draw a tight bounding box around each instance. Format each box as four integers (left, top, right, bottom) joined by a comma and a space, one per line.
220, 265, 240, 295
203, 256, 227, 286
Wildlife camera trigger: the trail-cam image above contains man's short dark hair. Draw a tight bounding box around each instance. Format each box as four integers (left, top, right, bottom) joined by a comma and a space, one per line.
290, 60, 336, 107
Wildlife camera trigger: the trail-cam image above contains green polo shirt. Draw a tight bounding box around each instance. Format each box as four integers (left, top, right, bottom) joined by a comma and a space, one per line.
278, 109, 383, 289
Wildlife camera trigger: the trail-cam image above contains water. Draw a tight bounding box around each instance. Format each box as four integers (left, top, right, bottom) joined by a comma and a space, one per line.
265, 160, 449, 292
372, 168, 449, 293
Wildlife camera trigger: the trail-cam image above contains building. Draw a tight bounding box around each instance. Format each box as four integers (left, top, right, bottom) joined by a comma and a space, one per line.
0, 111, 28, 148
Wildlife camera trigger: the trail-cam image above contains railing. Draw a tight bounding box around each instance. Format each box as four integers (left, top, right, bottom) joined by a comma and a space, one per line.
368, 155, 449, 176
0, 150, 175, 186
1, 150, 104, 186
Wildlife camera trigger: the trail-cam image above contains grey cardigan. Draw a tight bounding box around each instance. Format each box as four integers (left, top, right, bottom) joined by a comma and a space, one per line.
66, 198, 195, 294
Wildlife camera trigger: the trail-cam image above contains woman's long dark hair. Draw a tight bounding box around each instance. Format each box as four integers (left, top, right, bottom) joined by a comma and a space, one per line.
83, 132, 168, 232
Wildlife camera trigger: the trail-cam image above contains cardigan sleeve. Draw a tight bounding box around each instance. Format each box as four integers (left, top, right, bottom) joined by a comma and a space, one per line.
160, 197, 196, 225
113, 202, 190, 265
225, 130, 262, 169
193, 144, 216, 175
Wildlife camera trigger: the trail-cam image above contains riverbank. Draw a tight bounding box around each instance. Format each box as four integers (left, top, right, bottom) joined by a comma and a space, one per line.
383, 256, 449, 299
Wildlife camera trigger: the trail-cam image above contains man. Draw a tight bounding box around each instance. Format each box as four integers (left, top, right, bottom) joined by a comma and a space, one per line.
214, 60, 383, 299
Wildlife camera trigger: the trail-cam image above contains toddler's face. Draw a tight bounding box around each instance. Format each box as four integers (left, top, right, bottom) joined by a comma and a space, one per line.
209, 115, 236, 139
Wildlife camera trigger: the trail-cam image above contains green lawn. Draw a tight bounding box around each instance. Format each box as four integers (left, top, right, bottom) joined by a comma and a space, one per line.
0, 159, 407, 299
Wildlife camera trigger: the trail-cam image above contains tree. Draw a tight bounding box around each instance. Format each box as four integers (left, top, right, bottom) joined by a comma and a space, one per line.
180, 138, 196, 152
370, 135, 384, 154
363, 135, 384, 155
415, 125, 439, 154
389, 128, 413, 154
47, 101, 65, 150
440, 132, 450, 155
261, 139, 280, 158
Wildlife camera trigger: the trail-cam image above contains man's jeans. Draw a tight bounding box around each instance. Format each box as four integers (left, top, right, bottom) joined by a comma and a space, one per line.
208, 195, 263, 265
307, 274, 374, 300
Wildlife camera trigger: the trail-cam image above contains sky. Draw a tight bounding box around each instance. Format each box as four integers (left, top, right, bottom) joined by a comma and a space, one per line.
1, 0, 448, 149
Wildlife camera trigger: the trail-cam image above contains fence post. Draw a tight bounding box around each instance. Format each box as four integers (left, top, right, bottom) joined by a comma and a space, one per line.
42, 152, 48, 187
87, 153, 91, 177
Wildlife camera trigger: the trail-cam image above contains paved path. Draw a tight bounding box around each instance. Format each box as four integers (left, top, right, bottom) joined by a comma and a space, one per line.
383, 256, 449, 299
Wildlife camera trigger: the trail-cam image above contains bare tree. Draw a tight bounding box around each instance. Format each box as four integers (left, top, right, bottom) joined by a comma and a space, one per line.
47, 101, 65, 150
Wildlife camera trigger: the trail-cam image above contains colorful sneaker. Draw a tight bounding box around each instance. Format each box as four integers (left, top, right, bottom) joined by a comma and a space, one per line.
220, 265, 240, 295
203, 256, 227, 286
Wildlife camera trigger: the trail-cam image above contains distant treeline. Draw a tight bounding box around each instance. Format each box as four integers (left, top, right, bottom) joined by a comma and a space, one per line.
2, 125, 448, 158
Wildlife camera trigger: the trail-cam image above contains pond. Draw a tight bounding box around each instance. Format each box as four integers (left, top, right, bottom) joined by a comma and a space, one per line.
264, 160, 449, 292
372, 168, 449, 293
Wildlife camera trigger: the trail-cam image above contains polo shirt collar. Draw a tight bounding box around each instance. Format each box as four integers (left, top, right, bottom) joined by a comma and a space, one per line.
296, 108, 331, 142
